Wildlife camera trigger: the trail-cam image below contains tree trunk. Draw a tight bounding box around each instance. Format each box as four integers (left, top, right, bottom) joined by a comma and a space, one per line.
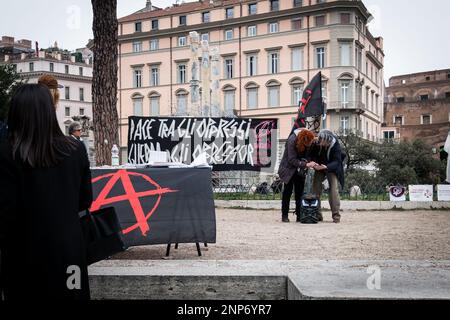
91, 0, 118, 166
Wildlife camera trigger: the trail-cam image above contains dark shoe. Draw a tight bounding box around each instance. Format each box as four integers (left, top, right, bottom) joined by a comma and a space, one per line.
317, 213, 323, 222
333, 218, 341, 223
282, 216, 290, 223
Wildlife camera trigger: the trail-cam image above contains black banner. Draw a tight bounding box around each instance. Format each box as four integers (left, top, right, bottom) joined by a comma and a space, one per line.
91, 168, 216, 247
127, 117, 278, 171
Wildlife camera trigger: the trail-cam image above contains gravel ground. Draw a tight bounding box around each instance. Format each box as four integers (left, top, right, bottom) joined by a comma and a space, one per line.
112, 209, 450, 261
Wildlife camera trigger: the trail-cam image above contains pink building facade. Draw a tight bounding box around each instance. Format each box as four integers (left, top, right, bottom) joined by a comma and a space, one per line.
117, 0, 384, 163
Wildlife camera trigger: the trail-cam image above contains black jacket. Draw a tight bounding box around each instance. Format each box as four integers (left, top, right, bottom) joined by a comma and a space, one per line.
0, 139, 93, 300
309, 139, 346, 189
278, 131, 309, 184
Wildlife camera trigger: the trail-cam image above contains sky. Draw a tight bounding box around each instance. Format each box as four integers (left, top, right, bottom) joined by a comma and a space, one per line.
1, 0, 449, 82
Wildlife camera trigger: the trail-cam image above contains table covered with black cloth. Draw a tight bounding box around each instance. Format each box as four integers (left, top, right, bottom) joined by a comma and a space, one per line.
90, 167, 216, 248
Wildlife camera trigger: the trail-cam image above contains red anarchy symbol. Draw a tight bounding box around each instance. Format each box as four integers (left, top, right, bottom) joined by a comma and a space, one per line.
90, 170, 178, 236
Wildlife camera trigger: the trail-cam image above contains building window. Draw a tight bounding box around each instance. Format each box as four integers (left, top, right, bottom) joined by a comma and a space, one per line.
268, 87, 280, 107
179, 15, 186, 26
248, 3, 257, 15
49, 62, 54, 72
291, 47, 303, 71
150, 39, 159, 51
247, 55, 257, 76
79, 67, 83, 76
341, 13, 351, 24
133, 98, 143, 116
133, 42, 142, 52
65, 107, 70, 117
176, 93, 188, 116
316, 47, 325, 69
224, 59, 233, 79
292, 18, 302, 30
394, 116, 403, 126
292, 85, 303, 106
178, 36, 187, 47
150, 67, 159, 86
269, 22, 279, 33
202, 12, 210, 23
317, 0, 327, 3
340, 81, 350, 108
375, 95, 379, 114
150, 96, 160, 116
201, 33, 209, 42
29, 62, 34, 72
247, 87, 258, 109
224, 90, 235, 117
425, 76, 430, 81
225, 29, 234, 40
65, 65, 69, 74
247, 25, 257, 37
268, 52, 279, 74
322, 81, 328, 103
177, 64, 187, 83
356, 47, 362, 70
135, 22, 142, 32
267, 81, 280, 107
133, 69, 142, 88
445, 92, 450, 99
384, 131, 394, 141
421, 115, 432, 125
79, 108, 85, 116
226, 7, 234, 19
315, 15, 325, 27
270, 0, 279, 11
152, 19, 159, 30
396, 97, 405, 103
420, 94, 429, 101
340, 43, 351, 66
340, 116, 349, 136
79, 88, 84, 102
293, 0, 303, 7
371, 92, 374, 111
65, 87, 70, 100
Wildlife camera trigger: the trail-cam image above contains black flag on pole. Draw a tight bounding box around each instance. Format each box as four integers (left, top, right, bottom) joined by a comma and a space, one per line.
292, 72, 324, 132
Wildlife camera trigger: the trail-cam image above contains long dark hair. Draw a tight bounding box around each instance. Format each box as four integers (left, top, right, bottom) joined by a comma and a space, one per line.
7, 84, 77, 168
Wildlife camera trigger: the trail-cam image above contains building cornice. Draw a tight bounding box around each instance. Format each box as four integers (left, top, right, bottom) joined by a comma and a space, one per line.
287, 43, 306, 48
118, 1, 373, 43
366, 51, 383, 69
17, 71, 92, 83
3, 57, 92, 68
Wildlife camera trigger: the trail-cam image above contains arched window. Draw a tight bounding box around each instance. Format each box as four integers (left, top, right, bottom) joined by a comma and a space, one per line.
245, 81, 259, 109
131, 93, 144, 116
148, 91, 161, 116
175, 89, 189, 116
222, 84, 236, 117
289, 77, 305, 106
266, 80, 281, 107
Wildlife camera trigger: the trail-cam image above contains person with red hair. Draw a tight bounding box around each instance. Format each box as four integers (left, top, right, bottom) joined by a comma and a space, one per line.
278, 126, 317, 222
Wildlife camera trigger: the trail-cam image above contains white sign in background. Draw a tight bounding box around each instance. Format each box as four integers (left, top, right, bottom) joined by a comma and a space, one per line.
408, 185, 433, 202
437, 185, 450, 201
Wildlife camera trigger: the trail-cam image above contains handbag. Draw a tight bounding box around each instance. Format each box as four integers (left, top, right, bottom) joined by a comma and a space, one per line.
79, 207, 127, 265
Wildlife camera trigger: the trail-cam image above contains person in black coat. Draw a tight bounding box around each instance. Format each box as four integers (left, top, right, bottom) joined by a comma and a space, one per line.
0, 84, 93, 300
278, 128, 317, 222
309, 129, 346, 223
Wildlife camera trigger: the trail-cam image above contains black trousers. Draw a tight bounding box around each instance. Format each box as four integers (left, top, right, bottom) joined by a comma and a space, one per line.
281, 173, 305, 217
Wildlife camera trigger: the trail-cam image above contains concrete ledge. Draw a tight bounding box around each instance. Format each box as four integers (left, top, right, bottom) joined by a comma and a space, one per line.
215, 200, 450, 211
89, 260, 450, 300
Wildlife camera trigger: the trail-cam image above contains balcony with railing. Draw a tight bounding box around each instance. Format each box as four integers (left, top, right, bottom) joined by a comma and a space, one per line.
326, 101, 366, 114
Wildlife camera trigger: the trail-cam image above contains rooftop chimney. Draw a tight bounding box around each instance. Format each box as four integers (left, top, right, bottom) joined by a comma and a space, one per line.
145, 0, 152, 11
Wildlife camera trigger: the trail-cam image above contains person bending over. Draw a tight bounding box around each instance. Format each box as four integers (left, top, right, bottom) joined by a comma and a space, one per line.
309, 129, 345, 223
278, 128, 317, 223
